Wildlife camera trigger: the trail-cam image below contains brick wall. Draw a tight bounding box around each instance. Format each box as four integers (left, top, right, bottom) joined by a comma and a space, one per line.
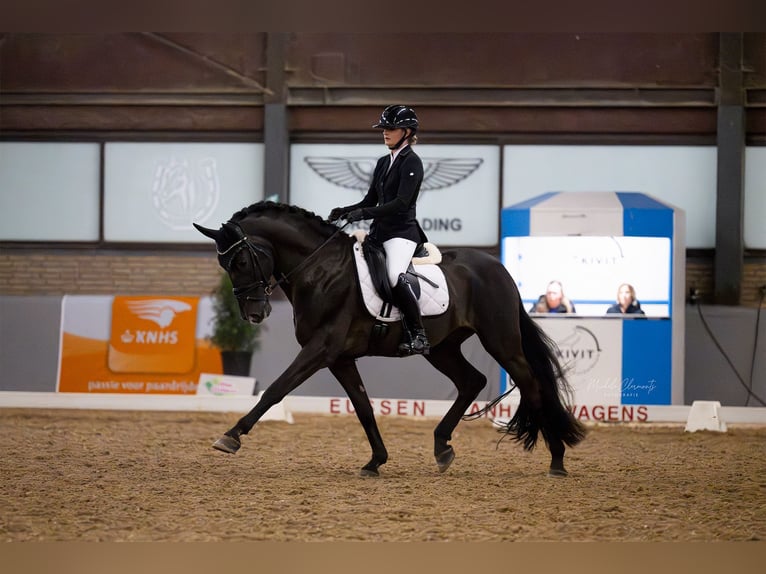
685, 259, 715, 303
1, 249, 764, 307
0, 250, 223, 297
684, 258, 766, 307
742, 261, 766, 307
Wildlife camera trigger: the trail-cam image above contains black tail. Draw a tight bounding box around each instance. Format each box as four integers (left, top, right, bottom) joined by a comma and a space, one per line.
508, 303, 586, 450
470, 302, 586, 451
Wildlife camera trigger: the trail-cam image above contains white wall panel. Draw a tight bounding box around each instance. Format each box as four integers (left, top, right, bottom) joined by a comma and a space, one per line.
0, 143, 100, 241
503, 145, 717, 248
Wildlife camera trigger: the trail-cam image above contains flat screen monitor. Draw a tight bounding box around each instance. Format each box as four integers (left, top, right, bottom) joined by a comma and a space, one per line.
502, 235, 671, 318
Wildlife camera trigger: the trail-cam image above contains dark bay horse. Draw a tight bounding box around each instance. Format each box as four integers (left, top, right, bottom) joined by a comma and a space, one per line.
194, 201, 585, 477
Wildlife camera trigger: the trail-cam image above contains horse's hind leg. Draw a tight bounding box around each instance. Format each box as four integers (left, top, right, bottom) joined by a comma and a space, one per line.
479, 335, 568, 477
329, 358, 389, 477
425, 333, 487, 473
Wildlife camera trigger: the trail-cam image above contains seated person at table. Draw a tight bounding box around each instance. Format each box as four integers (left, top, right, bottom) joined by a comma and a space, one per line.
530, 280, 576, 314
606, 283, 645, 315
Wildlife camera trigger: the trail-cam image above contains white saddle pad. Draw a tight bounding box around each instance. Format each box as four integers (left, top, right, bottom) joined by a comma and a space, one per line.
351, 239, 450, 322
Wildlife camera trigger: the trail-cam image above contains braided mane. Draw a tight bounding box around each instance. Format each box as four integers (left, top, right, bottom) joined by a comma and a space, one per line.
230, 201, 341, 239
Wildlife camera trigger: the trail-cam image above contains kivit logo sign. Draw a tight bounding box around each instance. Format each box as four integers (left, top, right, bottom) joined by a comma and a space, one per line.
555, 325, 602, 375
108, 297, 198, 374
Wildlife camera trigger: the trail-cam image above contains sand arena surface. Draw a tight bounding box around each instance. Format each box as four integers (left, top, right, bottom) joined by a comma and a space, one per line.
1, 408, 764, 542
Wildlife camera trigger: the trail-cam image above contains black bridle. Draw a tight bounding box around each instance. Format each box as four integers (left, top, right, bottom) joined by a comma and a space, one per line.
216, 222, 275, 312
218, 219, 349, 315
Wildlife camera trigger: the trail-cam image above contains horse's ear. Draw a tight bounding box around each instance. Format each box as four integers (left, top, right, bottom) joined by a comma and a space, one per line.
193, 223, 221, 241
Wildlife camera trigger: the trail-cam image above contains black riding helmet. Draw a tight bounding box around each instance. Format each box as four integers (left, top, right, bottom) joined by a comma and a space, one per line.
373, 105, 418, 150
373, 105, 419, 130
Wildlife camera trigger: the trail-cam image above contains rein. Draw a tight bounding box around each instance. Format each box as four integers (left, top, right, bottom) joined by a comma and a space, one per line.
274, 220, 351, 287
219, 219, 350, 311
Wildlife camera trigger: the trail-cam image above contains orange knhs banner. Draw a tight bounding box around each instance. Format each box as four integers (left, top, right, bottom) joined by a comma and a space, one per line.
58, 295, 222, 394
108, 296, 198, 374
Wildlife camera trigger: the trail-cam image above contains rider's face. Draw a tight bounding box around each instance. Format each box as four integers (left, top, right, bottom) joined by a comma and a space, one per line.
383, 128, 406, 148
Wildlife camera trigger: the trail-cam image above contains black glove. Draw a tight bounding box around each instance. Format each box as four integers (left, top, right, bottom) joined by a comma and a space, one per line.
328, 207, 346, 222
345, 209, 366, 223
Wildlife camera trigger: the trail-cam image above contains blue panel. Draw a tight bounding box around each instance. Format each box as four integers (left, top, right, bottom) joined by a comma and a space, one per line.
617, 192, 674, 238
615, 192, 669, 210
501, 192, 559, 237
507, 191, 560, 210
501, 208, 530, 237
621, 319, 672, 405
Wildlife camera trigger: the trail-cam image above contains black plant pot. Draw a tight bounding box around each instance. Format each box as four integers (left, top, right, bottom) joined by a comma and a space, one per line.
220, 351, 253, 377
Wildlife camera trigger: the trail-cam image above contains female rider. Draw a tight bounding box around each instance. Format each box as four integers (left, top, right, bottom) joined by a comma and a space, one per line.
329, 104, 430, 355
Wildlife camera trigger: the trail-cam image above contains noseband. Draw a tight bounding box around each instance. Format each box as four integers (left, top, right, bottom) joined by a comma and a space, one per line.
218, 219, 349, 316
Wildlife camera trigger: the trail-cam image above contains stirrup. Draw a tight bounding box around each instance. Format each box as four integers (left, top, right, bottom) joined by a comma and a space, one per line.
398, 331, 430, 356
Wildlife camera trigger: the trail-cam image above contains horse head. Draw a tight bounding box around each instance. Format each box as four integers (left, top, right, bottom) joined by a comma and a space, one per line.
194, 221, 275, 324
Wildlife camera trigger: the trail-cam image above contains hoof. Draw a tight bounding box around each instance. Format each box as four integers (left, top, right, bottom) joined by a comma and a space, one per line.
212, 435, 241, 454
547, 468, 568, 478
435, 446, 455, 473
360, 462, 380, 477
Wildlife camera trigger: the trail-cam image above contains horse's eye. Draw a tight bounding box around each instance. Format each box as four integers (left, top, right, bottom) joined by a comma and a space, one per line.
231, 254, 248, 272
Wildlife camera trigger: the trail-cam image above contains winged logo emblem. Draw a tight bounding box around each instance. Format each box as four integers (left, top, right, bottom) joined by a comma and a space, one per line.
126, 299, 193, 328
304, 156, 484, 194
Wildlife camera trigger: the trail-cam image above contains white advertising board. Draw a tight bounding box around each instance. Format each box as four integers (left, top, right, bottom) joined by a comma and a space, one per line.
104, 142, 264, 242
290, 143, 500, 246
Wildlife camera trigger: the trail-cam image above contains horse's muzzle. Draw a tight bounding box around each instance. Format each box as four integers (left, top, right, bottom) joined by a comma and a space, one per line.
248, 313, 264, 324
247, 302, 271, 324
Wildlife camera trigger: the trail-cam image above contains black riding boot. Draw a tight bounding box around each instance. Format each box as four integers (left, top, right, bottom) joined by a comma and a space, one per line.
392, 273, 430, 356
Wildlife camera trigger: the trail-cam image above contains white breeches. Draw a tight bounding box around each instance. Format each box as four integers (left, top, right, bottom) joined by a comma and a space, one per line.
382, 237, 417, 287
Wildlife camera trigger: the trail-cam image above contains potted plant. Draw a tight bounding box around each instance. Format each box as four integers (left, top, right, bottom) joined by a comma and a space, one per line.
208, 272, 263, 377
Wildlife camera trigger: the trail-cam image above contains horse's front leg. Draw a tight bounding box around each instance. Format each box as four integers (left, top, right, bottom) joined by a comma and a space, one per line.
424, 339, 487, 473
329, 358, 388, 477
213, 341, 326, 454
